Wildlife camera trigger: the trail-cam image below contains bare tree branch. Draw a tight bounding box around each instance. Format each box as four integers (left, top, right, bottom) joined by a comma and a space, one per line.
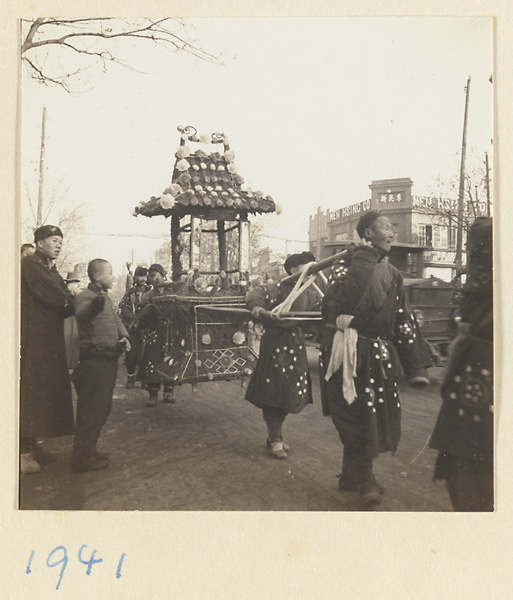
21, 18, 222, 93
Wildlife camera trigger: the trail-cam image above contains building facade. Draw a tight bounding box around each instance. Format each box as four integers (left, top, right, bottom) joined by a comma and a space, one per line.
309, 178, 471, 281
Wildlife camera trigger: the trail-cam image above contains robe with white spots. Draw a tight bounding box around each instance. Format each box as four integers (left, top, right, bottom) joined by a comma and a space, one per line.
245, 282, 319, 413
320, 245, 432, 458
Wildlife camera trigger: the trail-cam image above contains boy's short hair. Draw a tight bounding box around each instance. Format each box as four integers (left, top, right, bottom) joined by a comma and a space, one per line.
87, 258, 110, 280
21, 243, 34, 254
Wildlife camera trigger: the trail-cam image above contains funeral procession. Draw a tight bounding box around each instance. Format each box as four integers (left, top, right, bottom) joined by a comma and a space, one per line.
19, 18, 493, 513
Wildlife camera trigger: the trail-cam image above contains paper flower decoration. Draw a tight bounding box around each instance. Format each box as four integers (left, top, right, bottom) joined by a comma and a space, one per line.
224, 150, 235, 163
131, 207, 138, 216
195, 185, 203, 192
250, 199, 258, 209
228, 188, 234, 194
215, 185, 223, 191
200, 162, 207, 169
227, 163, 238, 174
221, 191, 228, 196
190, 196, 199, 206
209, 163, 216, 171
201, 333, 212, 345
233, 174, 244, 185
203, 197, 212, 206
199, 134, 211, 144
226, 199, 234, 207
206, 186, 214, 192
176, 145, 190, 158
176, 159, 191, 172
195, 149, 207, 158
211, 191, 218, 197
218, 165, 226, 171
232, 331, 246, 345
160, 194, 176, 209
255, 190, 263, 197
166, 183, 182, 197
276, 201, 283, 215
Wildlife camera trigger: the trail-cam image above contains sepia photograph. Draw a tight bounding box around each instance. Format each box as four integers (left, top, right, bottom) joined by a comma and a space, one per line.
19, 16, 493, 514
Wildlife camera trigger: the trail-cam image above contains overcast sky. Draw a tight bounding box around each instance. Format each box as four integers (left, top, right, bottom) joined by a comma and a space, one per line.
21, 16, 492, 273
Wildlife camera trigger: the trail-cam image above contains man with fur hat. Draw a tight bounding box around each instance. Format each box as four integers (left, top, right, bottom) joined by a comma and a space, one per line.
320, 211, 432, 509
119, 266, 150, 388
20, 225, 75, 474
245, 252, 321, 459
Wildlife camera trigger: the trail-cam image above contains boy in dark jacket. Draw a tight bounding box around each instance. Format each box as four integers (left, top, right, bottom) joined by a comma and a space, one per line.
71, 259, 130, 473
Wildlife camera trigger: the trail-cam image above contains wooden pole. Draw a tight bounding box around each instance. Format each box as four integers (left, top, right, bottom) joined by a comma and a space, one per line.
217, 220, 227, 272
455, 77, 471, 276
171, 213, 182, 281
36, 106, 47, 227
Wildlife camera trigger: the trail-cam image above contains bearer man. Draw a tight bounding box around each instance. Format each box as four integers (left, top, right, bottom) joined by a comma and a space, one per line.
320, 211, 432, 509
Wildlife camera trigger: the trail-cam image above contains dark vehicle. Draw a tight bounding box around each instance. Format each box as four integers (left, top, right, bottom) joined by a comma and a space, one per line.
402, 276, 458, 359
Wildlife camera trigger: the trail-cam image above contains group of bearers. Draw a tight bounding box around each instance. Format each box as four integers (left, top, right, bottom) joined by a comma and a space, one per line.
19, 211, 493, 511
245, 211, 493, 511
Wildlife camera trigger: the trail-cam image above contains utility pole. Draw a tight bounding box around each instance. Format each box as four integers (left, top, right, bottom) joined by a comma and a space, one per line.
455, 77, 471, 277
485, 152, 491, 217
36, 106, 47, 227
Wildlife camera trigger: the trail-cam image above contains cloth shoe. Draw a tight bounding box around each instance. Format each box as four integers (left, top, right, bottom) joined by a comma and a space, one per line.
268, 441, 287, 460
126, 374, 135, 389
338, 473, 385, 494
163, 391, 176, 404
20, 453, 42, 474
72, 457, 109, 473
32, 443, 58, 463
266, 438, 290, 453
146, 393, 158, 407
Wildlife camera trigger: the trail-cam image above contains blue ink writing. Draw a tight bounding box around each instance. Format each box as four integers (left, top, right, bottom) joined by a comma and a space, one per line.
78, 545, 103, 576
46, 546, 68, 590
26, 550, 35, 575
116, 553, 126, 579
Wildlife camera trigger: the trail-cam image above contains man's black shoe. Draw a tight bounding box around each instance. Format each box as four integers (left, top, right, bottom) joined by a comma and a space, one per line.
72, 457, 109, 473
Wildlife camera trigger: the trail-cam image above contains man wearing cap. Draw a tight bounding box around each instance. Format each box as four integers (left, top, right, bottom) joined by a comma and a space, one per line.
119, 266, 150, 388
320, 211, 432, 509
136, 264, 176, 406
20, 225, 75, 474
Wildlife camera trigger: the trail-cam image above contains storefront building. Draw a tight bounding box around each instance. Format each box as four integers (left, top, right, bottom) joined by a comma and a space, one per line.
309, 177, 469, 281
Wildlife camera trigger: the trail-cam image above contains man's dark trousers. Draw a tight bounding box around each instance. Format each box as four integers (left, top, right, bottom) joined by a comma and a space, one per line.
71, 357, 118, 467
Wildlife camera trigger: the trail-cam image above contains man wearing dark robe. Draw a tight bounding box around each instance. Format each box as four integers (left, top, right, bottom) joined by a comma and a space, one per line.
20, 225, 75, 474
430, 217, 493, 511
119, 266, 150, 388
320, 211, 432, 509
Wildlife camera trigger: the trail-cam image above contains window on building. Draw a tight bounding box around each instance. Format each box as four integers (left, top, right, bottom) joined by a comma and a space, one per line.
432, 226, 448, 248
391, 223, 399, 241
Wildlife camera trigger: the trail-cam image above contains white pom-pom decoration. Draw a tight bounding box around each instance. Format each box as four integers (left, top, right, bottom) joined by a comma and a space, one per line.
160, 194, 176, 209
209, 163, 216, 171
176, 159, 191, 172
131, 207, 138, 217
218, 165, 226, 171
200, 162, 207, 170
167, 183, 182, 197
224, 150, 235, 163
192, 164, 200, 171
176, 146, 190, 158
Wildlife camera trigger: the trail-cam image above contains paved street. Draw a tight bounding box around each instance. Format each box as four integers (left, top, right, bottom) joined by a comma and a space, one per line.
20, 348, 452, 512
